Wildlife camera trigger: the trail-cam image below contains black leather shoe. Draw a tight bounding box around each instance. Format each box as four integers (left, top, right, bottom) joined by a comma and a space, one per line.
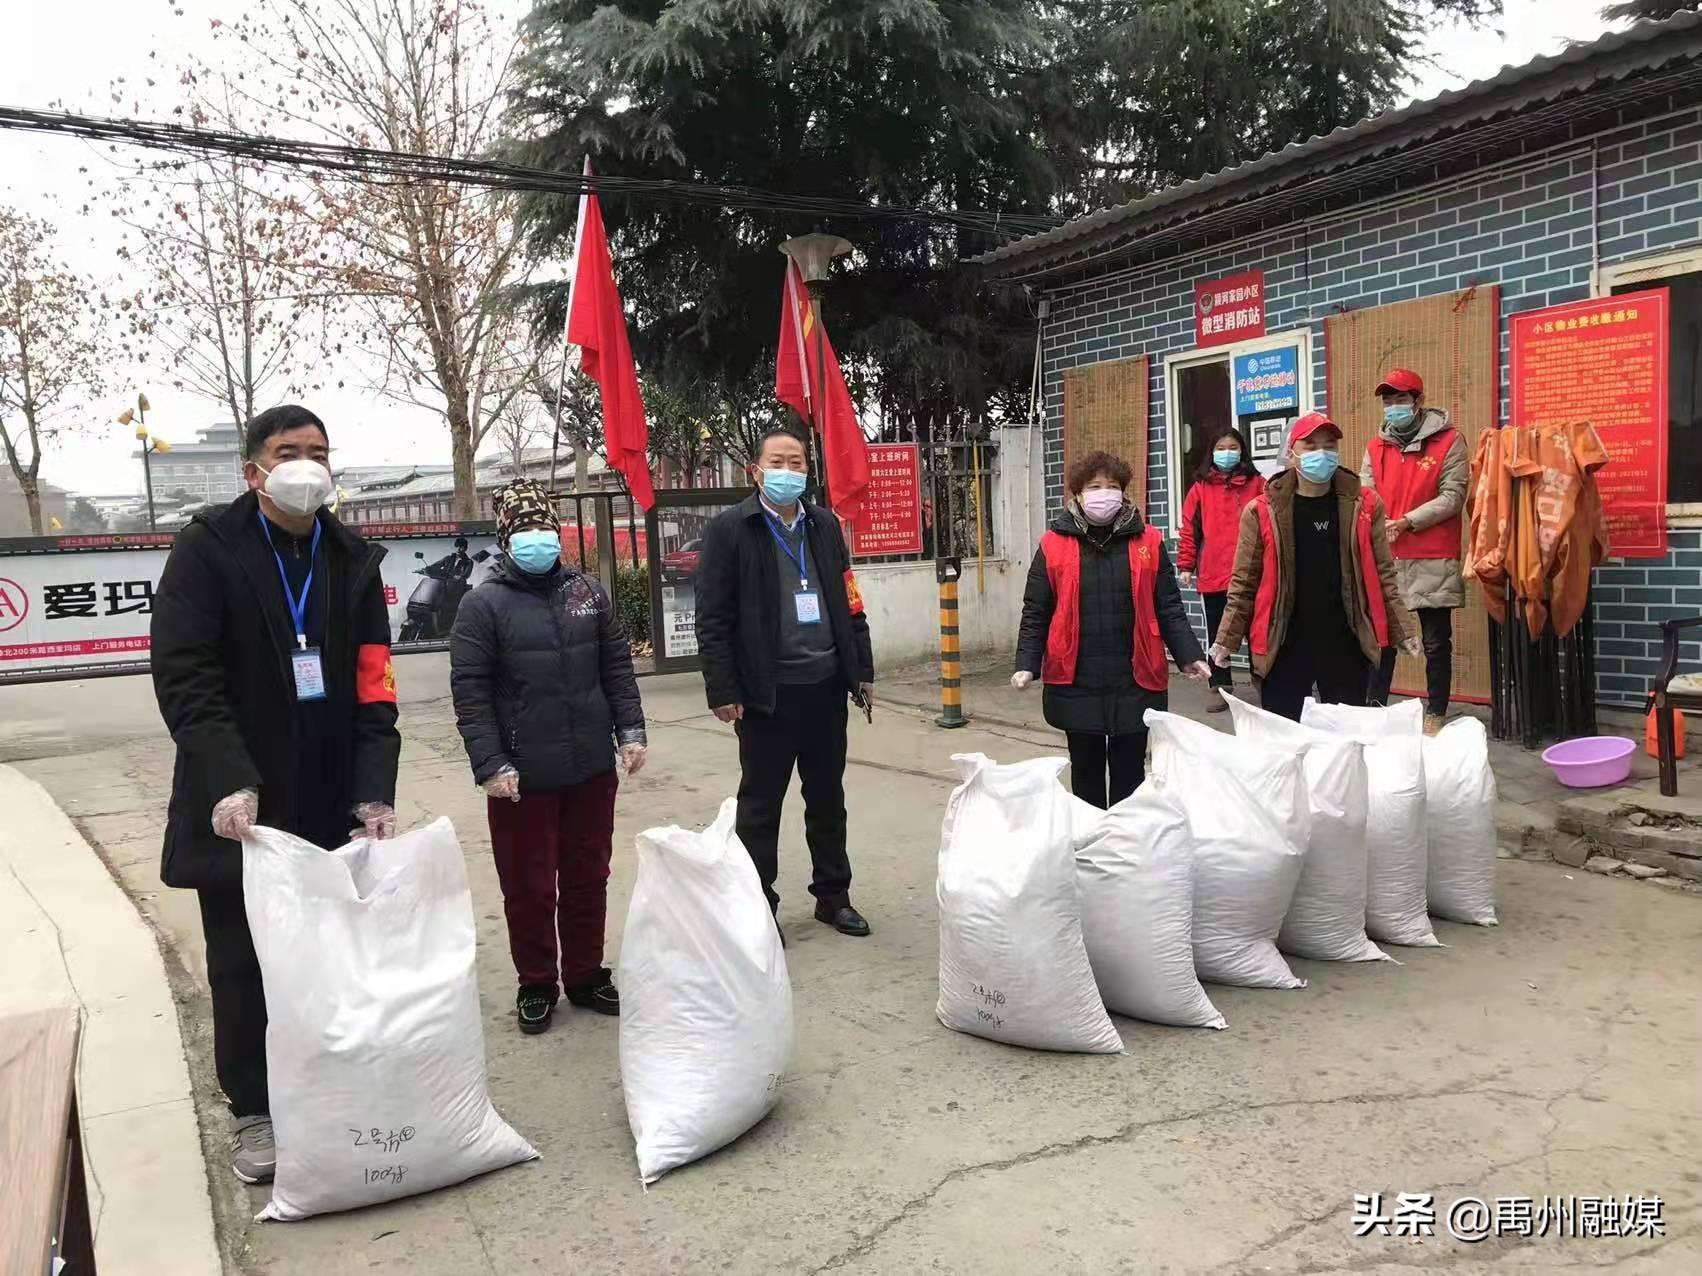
516, 985, 556, 1035
565, 968, 620, 1016
814, 901, 871, 937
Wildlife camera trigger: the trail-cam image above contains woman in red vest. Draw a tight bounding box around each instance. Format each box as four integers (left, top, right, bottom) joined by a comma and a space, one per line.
1176, 426, 1266, 713
1359, 369, 1468, 734
1013, 450, 1213, 808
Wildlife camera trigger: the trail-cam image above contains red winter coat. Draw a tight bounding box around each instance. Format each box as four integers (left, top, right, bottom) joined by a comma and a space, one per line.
1177, 471, 1265, 593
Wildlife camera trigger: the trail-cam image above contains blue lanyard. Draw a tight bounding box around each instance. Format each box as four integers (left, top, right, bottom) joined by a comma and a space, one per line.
764, 512, 810, 587
257, 511, 321, 650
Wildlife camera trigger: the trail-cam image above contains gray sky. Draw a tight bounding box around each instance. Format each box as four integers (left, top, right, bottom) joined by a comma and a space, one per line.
1, 0, 1619, 497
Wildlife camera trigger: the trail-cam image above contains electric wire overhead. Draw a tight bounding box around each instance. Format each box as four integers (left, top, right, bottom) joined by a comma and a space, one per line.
0, 105, 1063, 243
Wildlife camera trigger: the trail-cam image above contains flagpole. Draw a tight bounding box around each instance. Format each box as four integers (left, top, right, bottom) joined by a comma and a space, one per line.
552, 156, 594, 497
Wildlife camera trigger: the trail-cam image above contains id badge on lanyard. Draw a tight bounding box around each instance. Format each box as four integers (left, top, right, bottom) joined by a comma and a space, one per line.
768, 513, 822, 625
259, 512, 328, 701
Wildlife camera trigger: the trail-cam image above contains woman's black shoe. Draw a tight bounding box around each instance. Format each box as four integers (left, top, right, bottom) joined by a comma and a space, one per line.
517, 985, 556, 1035
565, 968, 620, 1016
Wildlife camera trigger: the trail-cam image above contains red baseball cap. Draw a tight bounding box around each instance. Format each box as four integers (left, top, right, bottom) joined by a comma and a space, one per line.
1288, 411, 1342, 447
1374, 368, 1424, 396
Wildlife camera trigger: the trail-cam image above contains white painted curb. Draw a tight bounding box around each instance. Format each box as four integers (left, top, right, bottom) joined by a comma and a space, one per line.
0, 765, 221, 1276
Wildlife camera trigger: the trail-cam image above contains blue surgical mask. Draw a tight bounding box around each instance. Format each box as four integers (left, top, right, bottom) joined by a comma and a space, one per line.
1212, 449, 1241, 472
508, 529, 561, 575
760, 468, 808, 506
1297, 450, 1340, 484
1383, 404, 1416, 429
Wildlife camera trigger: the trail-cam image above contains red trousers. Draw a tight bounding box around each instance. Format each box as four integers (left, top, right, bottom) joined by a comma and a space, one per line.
486, 770, 618, 993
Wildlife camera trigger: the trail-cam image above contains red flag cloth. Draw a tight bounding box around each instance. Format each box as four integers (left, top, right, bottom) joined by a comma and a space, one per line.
567, 162, 655, 510
775, 262, 869, 521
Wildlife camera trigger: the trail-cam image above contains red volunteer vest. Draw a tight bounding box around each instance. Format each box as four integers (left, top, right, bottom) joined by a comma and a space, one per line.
1040, 526, 1169, 693
1249, 493, 1389, 657
1369, 429, 1462, 561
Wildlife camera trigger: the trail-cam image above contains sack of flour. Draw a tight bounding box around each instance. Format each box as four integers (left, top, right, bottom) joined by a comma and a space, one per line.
1300, 699, 1440, 948
621, 799, 794, 1183
1422, 718, 1500, 926
1145, 711, 1309, 989
1071, 791, 1226, 1029
1222, 695, 1387, 963
937, 755, 1121, 1053
243, 819, 538, 1221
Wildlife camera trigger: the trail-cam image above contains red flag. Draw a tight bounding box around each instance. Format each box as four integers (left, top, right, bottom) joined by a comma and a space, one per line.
567, 159, 655, 510
775, 261, 869, 521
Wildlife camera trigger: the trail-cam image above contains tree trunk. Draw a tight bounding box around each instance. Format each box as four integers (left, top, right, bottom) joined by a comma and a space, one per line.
449, 402, 478, 519
23, 478, 43, 536
573, 444, 589, 497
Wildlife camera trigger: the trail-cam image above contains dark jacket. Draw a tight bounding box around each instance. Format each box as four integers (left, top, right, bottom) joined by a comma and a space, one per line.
694, 493, 875, 714
150, 491, 400, 890
1015, 502, 1204, 736
449, 558, 645, 792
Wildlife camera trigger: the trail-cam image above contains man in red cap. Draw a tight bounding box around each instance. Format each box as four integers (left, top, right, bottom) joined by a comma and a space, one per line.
1360, 369, 1468, 734
1211, 411, 1415, 721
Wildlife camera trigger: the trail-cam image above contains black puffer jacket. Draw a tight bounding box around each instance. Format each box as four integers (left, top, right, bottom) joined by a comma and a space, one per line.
449, 558, 645, 792
1015, 502, 1204, 736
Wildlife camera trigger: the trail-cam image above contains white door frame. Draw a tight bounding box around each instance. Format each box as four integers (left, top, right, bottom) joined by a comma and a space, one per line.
1163, 325, 1315, 534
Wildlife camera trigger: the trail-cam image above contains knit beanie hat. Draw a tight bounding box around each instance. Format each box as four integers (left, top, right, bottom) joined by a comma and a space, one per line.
492, 479, 560, 545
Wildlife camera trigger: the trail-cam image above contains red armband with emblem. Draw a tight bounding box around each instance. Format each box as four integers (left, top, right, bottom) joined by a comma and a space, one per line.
356, 644, 398, 704
843, 569, 865, 617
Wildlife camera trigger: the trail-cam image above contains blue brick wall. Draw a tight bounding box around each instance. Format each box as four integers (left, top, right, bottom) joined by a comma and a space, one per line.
1039, 106, 1702, 708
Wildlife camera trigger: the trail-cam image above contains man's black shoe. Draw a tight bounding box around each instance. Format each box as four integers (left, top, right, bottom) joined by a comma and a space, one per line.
565, 967, 620, 1016
815, 902, 871, 937
517, 985, 556, 1035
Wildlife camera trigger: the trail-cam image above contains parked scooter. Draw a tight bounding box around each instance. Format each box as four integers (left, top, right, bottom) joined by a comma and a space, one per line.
398, 540, 480, 641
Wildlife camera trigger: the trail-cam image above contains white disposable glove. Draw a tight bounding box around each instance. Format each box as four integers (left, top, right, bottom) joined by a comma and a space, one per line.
211, 788, 258, 841
1184, 661, 1212, 683
1010, 670, 1034, 690
619, 743, 648, 775
1209, 644, 1233, 668
482, 767, 520, 802
1401, 637, 1423, 658
352, 802, 397, 841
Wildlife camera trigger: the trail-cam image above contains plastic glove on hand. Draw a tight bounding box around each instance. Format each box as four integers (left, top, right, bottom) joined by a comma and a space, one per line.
211, 788, 258, 841
1178, 571, 1196, 590
482, 768, 521, 803
1402, 637, 1424, 658
1209, 644, 1233, 668
1010, 671, 1034, 691
1184, 661, 1213, 683
353, 802, 397, 841
619, 744, 648, 776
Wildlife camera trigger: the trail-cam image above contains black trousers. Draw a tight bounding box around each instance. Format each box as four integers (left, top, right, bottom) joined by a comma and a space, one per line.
1202, 591, 1233, 688
1066, 730, 1147, 810
1258, 636, 1371, 723
1369, 607, 1454, 716
735, 678, 853, 912
198, 888, 269, 1118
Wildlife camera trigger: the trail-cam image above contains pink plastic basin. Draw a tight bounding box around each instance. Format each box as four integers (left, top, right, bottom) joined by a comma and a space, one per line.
1541, 736, 1636, 789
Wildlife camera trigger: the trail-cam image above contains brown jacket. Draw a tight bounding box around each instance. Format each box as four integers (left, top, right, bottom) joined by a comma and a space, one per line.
1213, 468, 1411, 678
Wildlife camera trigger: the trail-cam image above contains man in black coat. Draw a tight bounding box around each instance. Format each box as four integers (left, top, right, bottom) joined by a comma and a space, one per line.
150, 405, 400, 1185
694, 428, 876, 938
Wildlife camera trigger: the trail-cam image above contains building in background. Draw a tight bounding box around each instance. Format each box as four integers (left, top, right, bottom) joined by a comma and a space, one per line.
337, 447, 628, 527
143, 422, 245, 506
977, 11, 1702, 711
0, 472, 71, 536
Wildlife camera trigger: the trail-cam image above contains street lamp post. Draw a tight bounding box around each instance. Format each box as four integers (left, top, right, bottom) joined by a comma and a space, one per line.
779, 233, 852, 508
118, 393, 163, 531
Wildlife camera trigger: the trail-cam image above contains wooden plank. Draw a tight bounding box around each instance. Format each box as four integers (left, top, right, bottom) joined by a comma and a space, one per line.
1326, 287, 1501, 703
1063, 356, 1150, 511
0, 1007, 81, 1276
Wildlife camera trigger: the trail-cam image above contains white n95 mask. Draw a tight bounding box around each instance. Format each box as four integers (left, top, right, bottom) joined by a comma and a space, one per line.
258, 460, 335, 518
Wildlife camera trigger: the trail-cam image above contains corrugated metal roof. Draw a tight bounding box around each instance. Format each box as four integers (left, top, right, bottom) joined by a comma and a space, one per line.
974, 11, 1702, 277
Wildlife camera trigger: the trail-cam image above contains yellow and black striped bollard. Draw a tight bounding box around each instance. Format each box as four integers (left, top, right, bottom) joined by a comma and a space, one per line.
936, 556, 967, 728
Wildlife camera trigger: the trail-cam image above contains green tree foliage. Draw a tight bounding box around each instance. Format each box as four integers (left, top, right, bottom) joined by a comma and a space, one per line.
506, 1, 1501, 440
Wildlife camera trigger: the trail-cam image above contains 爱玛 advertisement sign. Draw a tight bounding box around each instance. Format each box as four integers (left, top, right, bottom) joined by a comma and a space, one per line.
1509, 289, 1669, 558
1234, 347, 1299, 416
1195, 269, 1266, 349
0, 526, 504, 676
852, 443, 924, 557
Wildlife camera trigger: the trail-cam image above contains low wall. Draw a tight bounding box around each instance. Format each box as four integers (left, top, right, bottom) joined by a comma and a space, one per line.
857, 557, 1026, 674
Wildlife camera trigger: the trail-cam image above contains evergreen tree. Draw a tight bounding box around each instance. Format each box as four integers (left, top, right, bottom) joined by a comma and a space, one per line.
1600, 2, 1694, 24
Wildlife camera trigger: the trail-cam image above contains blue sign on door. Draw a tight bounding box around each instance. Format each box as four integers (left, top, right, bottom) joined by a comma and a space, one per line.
1234, 348, 1300, 416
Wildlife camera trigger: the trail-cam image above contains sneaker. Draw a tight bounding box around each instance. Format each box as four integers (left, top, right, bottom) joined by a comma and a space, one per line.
1424, 713, 1446, 737
517, 984, 557, 1035
231, 1115, 276, 1185
565, 968, 620, 1016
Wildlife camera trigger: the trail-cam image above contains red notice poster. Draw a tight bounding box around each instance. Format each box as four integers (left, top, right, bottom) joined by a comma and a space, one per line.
1194, 269, 1266, 348
852, 443, 924, 557
1510, 289, 1669, 558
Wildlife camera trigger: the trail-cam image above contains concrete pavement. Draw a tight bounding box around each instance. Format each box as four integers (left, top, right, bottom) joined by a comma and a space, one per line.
1, 657, 1698, 1274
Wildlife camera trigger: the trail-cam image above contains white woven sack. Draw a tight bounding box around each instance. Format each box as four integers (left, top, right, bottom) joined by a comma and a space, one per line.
243, 819, 538, 1221
1299, 699, 1441, 948
937, 755, 1122, 1053
1070, 792, 1226, 1029
1222, 694, 1388, 963
621, 799, 794, 1184
1422, 718, 1500, 925
1144, 711, 1309, 989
